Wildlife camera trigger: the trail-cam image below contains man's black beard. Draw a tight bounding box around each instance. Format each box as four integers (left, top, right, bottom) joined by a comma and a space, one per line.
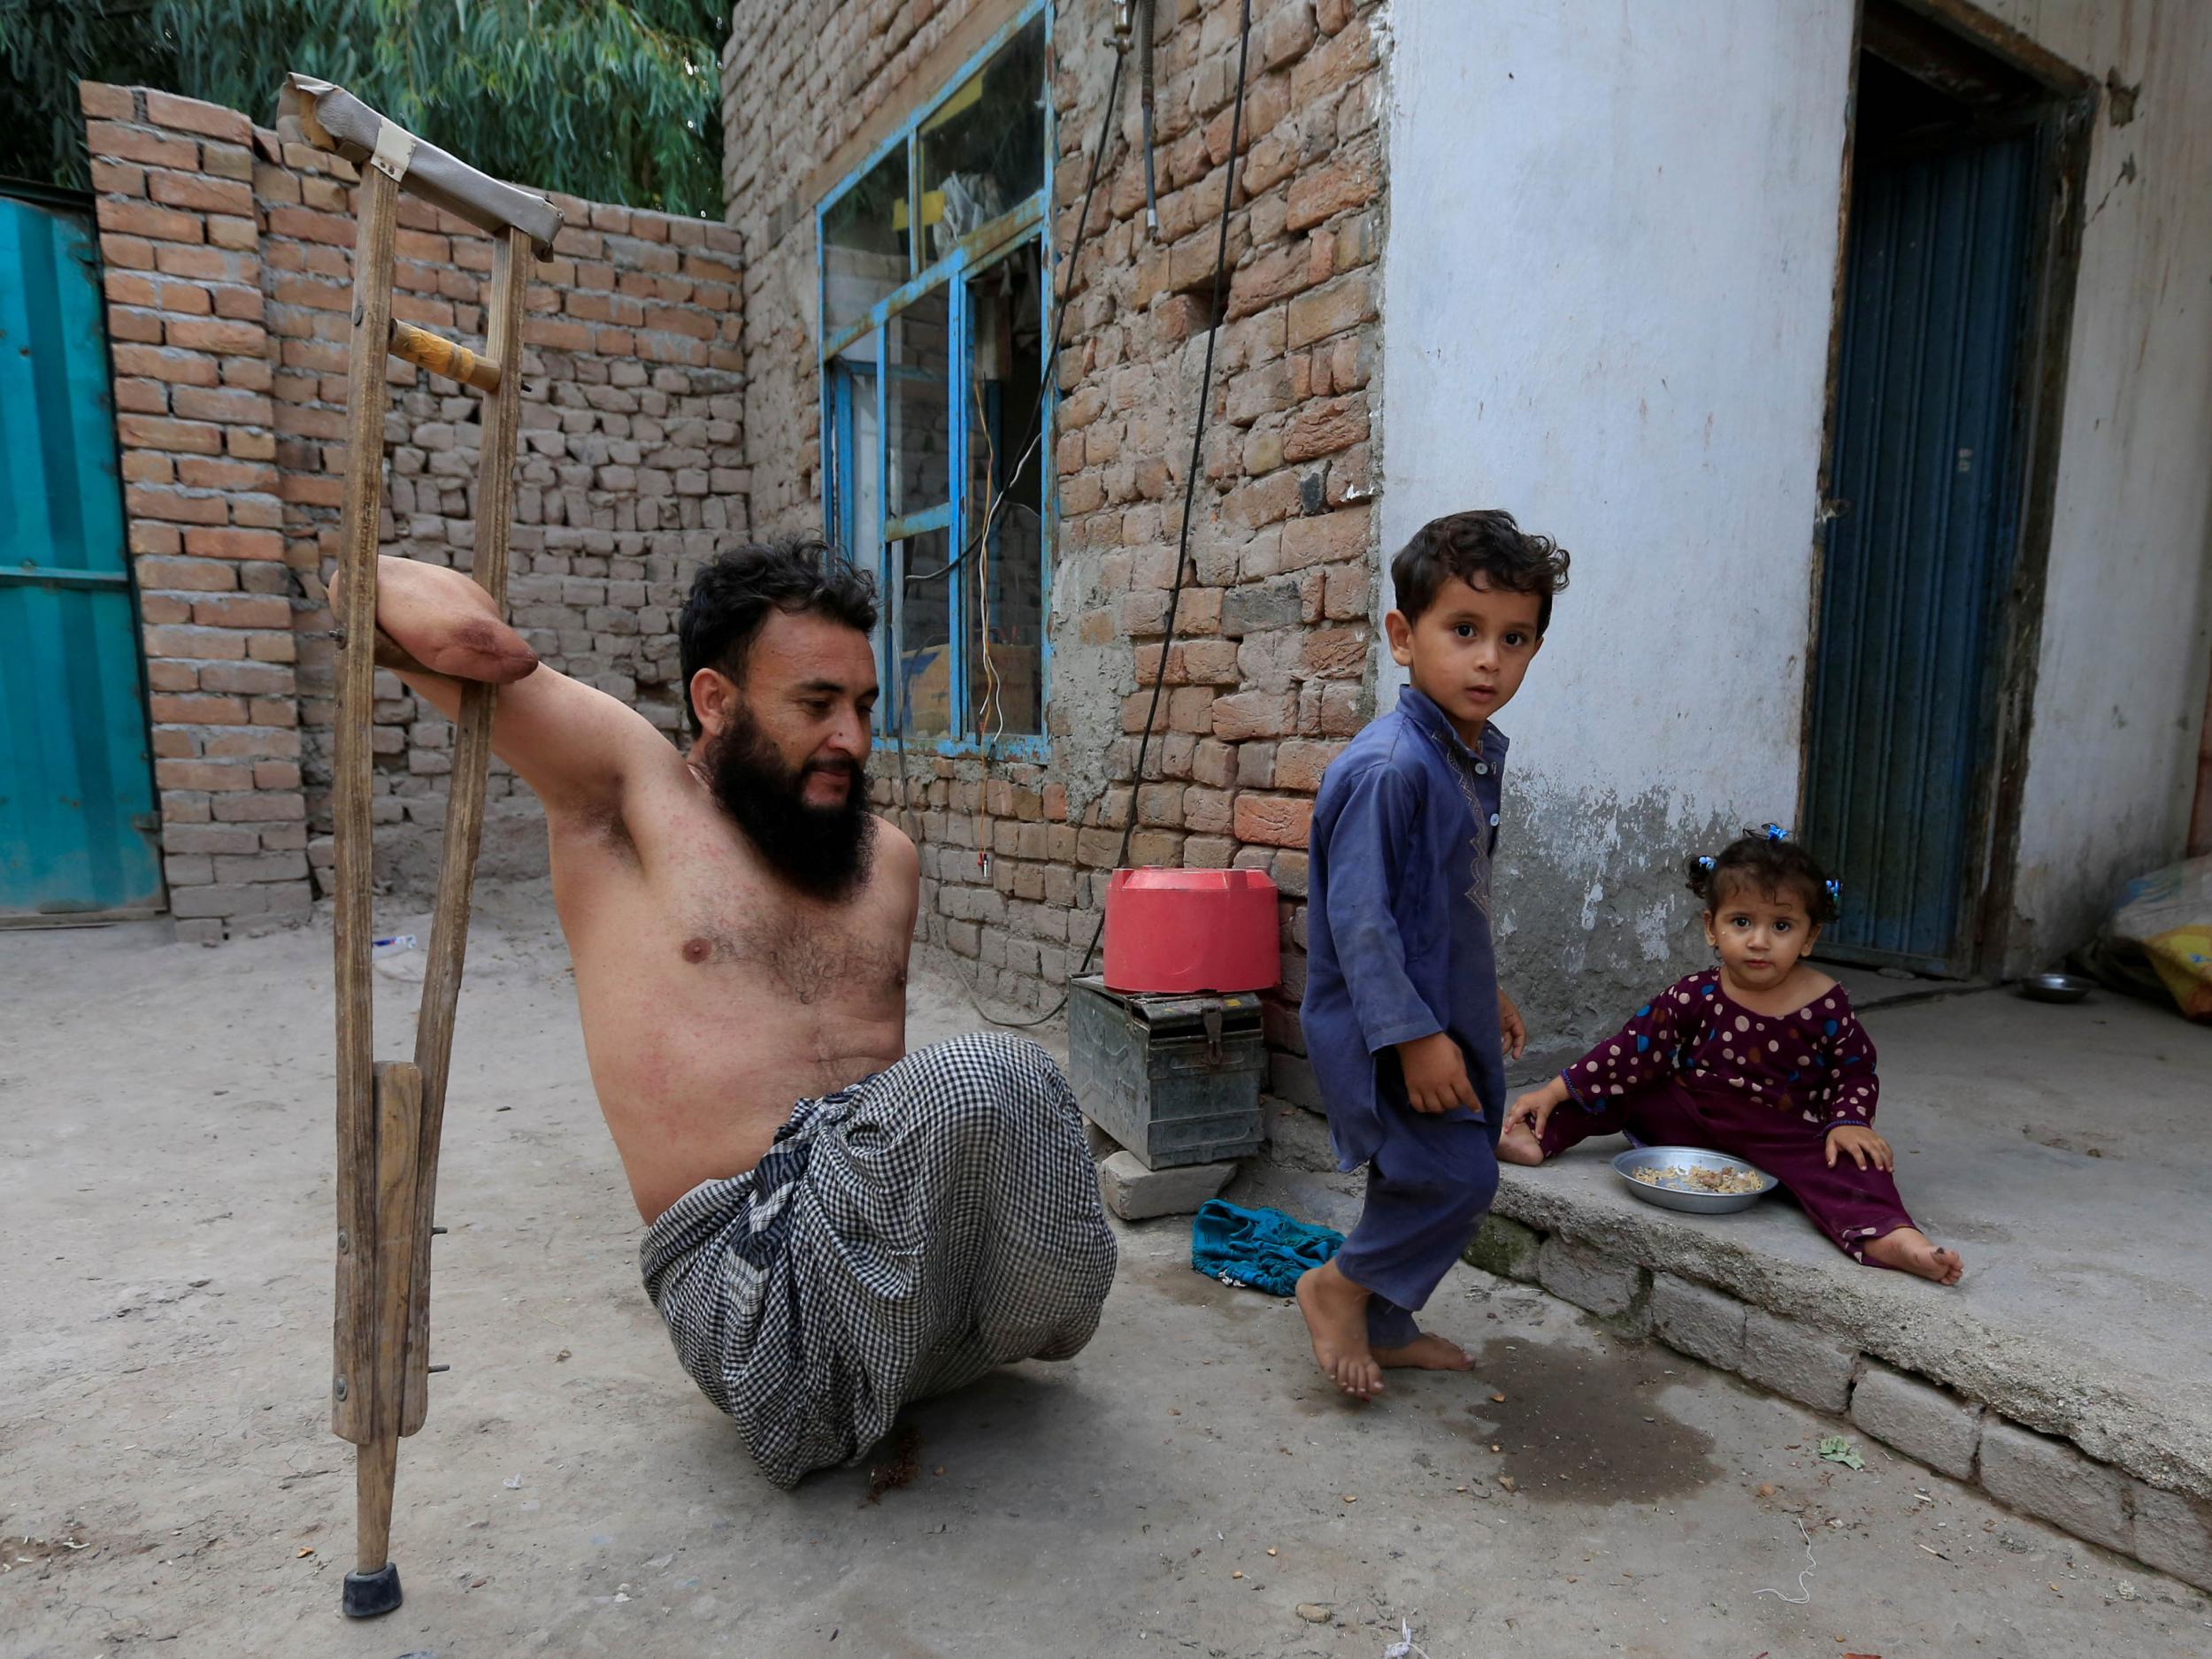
703, 710, 875, 902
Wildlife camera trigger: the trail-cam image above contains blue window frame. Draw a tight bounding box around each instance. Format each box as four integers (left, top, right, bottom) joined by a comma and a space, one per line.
818, 3, 1052, 759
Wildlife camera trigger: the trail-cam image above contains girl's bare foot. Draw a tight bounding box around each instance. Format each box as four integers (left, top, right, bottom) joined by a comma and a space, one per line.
1373, 1332, 1472, 1371
1865, 1226, 1965, 1285
1295, 1261, 1384, 1399
1495, 1120, 1546, 1166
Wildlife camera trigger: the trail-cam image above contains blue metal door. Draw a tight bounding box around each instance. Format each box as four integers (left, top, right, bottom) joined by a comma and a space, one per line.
0, 190, 164, 919
1804, 132, 2035, 972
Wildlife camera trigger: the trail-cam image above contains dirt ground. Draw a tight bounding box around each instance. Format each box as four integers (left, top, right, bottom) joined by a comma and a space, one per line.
4, 888, 2208, 1658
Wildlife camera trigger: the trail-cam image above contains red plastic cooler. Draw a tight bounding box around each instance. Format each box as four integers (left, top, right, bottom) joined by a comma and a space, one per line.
1102, 867, 1280, 995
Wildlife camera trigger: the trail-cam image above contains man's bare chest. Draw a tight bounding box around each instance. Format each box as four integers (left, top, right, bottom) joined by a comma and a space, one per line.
551, 775, 912, 1011
671, 872, 909, 1008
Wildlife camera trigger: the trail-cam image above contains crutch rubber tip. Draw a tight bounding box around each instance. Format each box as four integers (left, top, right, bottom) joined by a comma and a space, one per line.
342, 1563, 403, 1618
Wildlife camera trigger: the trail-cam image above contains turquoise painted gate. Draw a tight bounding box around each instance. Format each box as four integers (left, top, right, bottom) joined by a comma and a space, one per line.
0, 189, 164, 920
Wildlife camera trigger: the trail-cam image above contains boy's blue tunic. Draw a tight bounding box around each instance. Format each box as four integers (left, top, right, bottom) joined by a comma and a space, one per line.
1302, 685, 1509, 1173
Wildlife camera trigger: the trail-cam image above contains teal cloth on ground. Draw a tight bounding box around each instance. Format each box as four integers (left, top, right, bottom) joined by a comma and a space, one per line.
1189, 1200, 1344, 1296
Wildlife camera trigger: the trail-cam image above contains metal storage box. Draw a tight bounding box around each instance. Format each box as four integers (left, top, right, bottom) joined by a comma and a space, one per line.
1068, 975, 1267, 1170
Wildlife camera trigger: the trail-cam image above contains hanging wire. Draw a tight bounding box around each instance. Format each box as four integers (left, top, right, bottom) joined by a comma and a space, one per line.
934, 0, 1257, 1030
898, 29, 1124, 589
1080, 0, 1256, 938
972, 357, 1008, 749
896, 16, 1129, 1029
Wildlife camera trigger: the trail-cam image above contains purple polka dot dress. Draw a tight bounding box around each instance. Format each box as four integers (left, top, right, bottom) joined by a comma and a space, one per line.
1538, 969, 1916, 1264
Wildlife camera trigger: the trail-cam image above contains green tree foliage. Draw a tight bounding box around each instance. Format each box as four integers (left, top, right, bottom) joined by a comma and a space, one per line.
0, 0, 724, 215
0, 2, 176, 192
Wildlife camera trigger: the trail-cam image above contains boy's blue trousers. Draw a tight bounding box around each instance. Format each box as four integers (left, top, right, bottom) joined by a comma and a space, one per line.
1333, 1100, 1502, 1348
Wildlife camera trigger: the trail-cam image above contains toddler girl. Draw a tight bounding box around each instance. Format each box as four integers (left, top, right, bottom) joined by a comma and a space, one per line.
1499, 829, 1962, 1284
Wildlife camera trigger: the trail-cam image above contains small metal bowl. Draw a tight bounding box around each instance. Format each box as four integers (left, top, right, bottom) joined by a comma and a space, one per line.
2018, 972, 2094, 1004
1612, 1146, 1778, 1215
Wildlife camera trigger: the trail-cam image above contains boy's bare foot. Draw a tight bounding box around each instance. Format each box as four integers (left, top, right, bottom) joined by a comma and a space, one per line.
1373, 1332, 1472, 1371
1495, 1121, 1546, 1166
1865, 1227, 1965, 1285
1295, 1261, 1384, 1399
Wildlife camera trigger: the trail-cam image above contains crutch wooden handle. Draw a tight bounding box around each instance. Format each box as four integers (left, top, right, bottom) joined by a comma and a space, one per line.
314, 78, 550, 1620
390, 317, 502, 393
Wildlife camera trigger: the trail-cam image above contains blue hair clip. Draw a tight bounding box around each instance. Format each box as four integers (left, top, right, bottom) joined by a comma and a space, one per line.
1763, 823, 1788, 843
1825, 878, 1841, 898
1696, 855, 1717, 872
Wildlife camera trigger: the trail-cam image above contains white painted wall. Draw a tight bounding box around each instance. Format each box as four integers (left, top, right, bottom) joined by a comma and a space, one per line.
1980, 0, 2212, 958
1378, 0, 2212, 1033
1379, 1, 1855, 1034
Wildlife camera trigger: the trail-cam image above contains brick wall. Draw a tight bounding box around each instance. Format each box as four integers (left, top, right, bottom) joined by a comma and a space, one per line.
721, 0, 1383, 1102
82, 82, 311, 941
81, 81, 748, 937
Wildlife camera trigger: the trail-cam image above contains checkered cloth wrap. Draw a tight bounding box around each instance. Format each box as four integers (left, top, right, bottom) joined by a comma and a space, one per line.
639, 1031, 1116, 1489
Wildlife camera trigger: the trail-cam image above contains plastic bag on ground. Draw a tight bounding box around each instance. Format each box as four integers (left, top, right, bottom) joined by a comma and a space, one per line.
2073, 855, 2212, 1022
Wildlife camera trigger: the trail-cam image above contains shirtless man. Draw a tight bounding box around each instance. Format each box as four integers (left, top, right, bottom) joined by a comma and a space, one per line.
357, 539, 1116, 1488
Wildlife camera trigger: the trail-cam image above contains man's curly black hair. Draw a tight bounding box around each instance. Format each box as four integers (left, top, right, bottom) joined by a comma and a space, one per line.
676, 538, 879, 732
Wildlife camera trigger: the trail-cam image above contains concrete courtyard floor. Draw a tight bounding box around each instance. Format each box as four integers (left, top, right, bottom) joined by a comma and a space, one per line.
4, 888, 2209, 1657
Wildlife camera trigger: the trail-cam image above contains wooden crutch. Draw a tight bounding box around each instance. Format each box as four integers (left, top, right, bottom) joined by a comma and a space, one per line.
278, 74, 565, 1621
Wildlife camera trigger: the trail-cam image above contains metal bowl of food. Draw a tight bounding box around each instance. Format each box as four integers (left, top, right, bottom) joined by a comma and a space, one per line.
2018, 972, 2094, 1004
1612, 1146, 1778, 1215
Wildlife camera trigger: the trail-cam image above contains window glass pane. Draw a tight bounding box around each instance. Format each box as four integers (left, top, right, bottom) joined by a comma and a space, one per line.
893, 530, 953, 737
919, 12, 1046, 264
827, 335, 884, 717
831, 336, 882, 547
823, 144, 910, 335
964, 244, 1045, 738
887, 286, 951, 516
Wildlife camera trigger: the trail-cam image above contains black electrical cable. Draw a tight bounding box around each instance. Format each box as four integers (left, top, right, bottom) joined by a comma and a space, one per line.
950, 0, 1256, 1030
900, 39, 1125, 588
1087, 0, 1255, 926
1138, 0, 1160, 236
902, 21, 1130, 1029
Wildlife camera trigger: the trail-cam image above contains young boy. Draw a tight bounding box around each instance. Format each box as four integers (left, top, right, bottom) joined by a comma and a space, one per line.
1297, 511, 1571, 1399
